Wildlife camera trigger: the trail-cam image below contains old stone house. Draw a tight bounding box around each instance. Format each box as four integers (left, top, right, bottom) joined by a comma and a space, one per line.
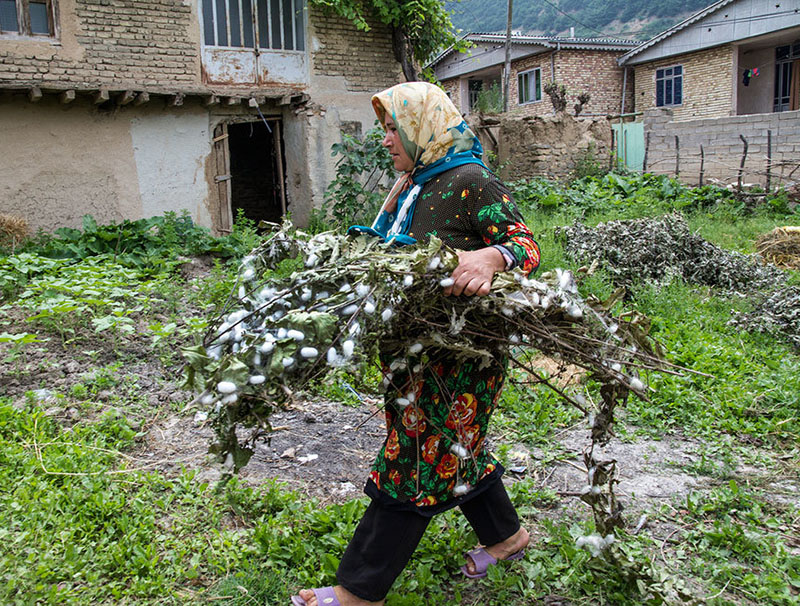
0, 0, 402, 233
618, 0, 800, 185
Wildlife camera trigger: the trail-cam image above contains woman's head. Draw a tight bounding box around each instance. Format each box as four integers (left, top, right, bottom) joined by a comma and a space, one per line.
372, 82, 481, 174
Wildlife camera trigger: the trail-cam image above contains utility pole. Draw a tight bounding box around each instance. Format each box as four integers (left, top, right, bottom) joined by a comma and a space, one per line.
503, 0, 513, 112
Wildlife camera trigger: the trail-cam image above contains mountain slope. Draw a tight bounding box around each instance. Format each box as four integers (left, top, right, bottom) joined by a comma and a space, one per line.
444, 0, 715, 40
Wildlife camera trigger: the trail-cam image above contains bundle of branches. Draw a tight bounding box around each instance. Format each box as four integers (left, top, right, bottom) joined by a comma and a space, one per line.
558, 214, 787, 294
183, 224, 670, 478
756, 226, 800, 270
729, 286, 800, 349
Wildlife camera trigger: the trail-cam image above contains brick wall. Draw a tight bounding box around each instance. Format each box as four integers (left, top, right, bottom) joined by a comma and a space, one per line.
309, 6, 402, 92
643, 107, 800, 187
633, 45, 735, 121
508, 49, 631, 118
0, 0, 198, 89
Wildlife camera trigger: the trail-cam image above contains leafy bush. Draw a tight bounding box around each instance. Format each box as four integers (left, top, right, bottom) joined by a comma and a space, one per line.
323, 126, 394, 230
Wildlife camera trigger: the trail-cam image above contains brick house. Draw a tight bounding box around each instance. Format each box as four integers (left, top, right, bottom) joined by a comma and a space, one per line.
0, 0, 402, 233
619, 0, 800, 185
431, 33, 638, 118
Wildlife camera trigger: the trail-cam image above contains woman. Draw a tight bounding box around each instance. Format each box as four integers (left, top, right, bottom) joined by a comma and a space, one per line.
293, 82, 540, 606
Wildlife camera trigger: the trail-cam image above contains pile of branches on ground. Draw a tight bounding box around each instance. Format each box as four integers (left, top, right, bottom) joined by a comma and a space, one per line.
729, 286, 800, 349
558, 214, 787, 294
183, 224, 670, 478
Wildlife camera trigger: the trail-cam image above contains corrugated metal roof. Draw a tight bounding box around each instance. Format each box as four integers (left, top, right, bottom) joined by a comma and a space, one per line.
618, 0, 738, 64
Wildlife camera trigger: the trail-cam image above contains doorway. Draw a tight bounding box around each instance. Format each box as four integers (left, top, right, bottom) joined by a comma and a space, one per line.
222, 119, 286, 228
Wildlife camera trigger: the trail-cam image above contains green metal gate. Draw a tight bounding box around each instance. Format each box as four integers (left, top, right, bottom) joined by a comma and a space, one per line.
612, 121, 645, 172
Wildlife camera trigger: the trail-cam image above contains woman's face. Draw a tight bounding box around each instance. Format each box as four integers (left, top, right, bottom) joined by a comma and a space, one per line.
382, 115, 415, 173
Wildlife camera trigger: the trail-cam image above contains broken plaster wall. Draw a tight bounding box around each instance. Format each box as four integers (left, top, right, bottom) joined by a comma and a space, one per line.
0, 95, 214, 233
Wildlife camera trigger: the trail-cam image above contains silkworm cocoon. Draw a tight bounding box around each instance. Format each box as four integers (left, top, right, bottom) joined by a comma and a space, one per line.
412, 364, 422, 373
342, 340, 355, 358
540, 295, 552, 310
249, 375, 266, 385
608, 323, 619, 334
349, 322, 361, 336
567, 304, 583, 319
403, 275, 414, 287
427, 256, 441, 270
611, 363, 622, 372
395, 397, 410, 408
382, 308, 393, 322
238, 286, 247, 299
305, 254, 319, 268
405, 391, 416, 403
439, 277, 455, 288
271, 310, 285, 321
338, 282, 352, 293
207, 345, 222, 360
253, 353, 262, 366
315, 290, 329, 300
509, 334, 521, 344
287, 329, 305, 341
453, 483, 469, 497
200, 393, 216, 406
277, 328, 288, 339
530, 292, 540, 306
341, 304, 359, 316
355, 283, 370, 298
326, 347, 339, 365
217, 381, 237, 394
300, 288, 312, 302
241, 268, 256, 281
629, 377, 645, 392
282, 357, 295, 368
574, 393, 587, 407
408, 342, 423, 355
221, 393, 238, 405
364, 301, 376, 314
450, 443, 469, 459
300, 347, 318, 359
501, 306, 514, 317
260, 342, 274, 354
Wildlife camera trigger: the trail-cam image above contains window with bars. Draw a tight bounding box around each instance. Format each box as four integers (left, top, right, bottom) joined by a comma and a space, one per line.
518, 68, 541, 104
202, 0, 305, 51
774, 43, 799, 112
0, 0, 56, 37
655, 65, 682, 107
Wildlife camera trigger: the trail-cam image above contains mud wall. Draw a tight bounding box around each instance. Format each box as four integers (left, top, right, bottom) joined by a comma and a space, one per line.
477, 113, 612, 181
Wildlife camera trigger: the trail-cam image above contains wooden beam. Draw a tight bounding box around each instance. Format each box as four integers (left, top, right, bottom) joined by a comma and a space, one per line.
117, 90, 136, 106
203, 94, 219, 107
225, 96, 240, 106
133, 91, 150, 106
169, 93, 185, 107
59, 89, 76, 104
279, 94, 292, 106
93, 89, 110, 105
28, 86, 42, 103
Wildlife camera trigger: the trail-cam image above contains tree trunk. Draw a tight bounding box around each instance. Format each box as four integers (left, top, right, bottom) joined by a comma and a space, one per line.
392, 26, 417, 82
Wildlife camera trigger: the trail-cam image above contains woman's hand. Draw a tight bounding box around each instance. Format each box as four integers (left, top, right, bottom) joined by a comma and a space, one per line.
443, 247, 507, 297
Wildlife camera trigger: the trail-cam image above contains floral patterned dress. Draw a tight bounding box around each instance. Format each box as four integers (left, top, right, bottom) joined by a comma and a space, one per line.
367, 163, 540, 511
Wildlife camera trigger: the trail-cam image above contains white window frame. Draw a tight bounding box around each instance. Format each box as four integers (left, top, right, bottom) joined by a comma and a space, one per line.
655, 64, 683, 107
518, 68, 542, 105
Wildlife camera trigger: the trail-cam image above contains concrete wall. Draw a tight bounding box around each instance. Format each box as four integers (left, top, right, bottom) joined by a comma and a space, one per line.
737, 46, 775, 115
0, 95, 215, 232
643, 107, 800, 187
633, 45, 736, 121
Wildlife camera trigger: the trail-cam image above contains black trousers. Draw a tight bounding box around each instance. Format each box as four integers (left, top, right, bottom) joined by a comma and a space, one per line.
336, 480, 520, 602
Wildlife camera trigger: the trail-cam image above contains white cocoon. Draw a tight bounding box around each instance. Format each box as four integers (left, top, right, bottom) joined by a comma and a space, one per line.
217, 381, 237, 394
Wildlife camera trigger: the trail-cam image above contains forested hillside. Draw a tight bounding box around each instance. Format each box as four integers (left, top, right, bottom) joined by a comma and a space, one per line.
445, 0, 714, 40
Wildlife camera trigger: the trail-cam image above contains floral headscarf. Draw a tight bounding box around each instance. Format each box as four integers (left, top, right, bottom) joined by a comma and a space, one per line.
348, 82, 487, 245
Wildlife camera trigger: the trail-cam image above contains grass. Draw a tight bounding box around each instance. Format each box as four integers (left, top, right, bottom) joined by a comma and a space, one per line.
1, 178, 799, 604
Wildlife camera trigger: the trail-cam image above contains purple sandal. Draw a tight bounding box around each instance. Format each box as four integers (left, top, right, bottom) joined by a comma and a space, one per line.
460, 547, 526, 579
290, 586, 341, 606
